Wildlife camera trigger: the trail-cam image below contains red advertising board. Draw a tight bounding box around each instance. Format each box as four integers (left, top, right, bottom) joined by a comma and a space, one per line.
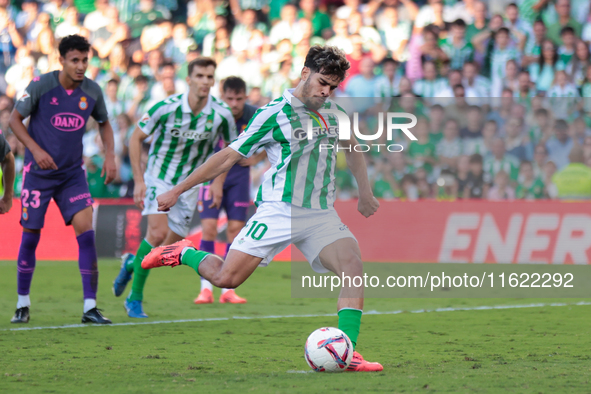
327, 200, 591, 264
1, 199, 590, 264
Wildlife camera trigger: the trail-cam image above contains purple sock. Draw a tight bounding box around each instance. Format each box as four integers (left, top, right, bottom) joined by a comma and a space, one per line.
77, 230, 98, 300
225, 243, 231, 258
199, 239, 215, 254
17, 232, 40, 295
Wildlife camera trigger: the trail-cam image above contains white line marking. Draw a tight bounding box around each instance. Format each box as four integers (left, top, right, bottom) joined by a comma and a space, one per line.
4, 301, 590, 332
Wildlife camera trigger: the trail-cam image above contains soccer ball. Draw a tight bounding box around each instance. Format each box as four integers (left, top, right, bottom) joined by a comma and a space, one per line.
304, 327, 353, 372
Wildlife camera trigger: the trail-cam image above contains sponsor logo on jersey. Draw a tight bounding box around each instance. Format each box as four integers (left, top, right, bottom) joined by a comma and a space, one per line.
170, 129, 211, 140
79, 97, 88, 110
51, 113, 85, 132
140, 113, 150, 124
19, 91, 30, 101
50, 97, 59, 105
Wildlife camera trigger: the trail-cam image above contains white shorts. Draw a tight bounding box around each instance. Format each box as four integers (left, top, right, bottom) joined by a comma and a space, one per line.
230, 201, 356, 273
141, 173, 199, 237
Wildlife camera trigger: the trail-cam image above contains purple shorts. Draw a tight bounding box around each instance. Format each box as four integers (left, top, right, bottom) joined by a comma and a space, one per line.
198, 177, 250, 222
20, 165, 94, 229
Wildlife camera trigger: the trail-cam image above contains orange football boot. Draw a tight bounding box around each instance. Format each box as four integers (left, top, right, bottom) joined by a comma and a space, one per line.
141, 239, 195, 269
194, 288, 214, 304
219, 289, 247, 304
346, 351, 383, 372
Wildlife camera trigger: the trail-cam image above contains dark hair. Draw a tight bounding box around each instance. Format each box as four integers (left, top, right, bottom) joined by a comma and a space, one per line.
107, 78, 119, 86
507, 2, 518, 8
58, 34, 91, 57
452, 18, 466, 28
381, 57, 398, 67
534, 108, 549, 117
162, 62, 175, 69
560, 26, 575, 36
303, 45, 350, 82
539, 39, 558, 68
135, 75, 149, 84
469, 153, 483, 164
520, 160, 532, 169
555, 119, 569, 131
223, 76, 247, 94
496, 27, 510, 35
188, 57, 217, 76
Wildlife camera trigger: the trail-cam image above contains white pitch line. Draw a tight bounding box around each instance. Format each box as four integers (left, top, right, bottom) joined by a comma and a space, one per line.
3, 301, 591, 332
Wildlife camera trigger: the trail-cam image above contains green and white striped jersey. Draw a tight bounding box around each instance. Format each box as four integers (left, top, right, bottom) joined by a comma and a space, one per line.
139, 93, 237, 185
229, 89, 342, 210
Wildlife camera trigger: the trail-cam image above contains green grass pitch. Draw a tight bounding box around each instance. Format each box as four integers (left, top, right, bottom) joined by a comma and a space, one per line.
0, 259, 590, 393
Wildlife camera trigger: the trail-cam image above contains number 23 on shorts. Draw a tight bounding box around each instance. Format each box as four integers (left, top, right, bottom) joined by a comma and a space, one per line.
245, 221, 268, 240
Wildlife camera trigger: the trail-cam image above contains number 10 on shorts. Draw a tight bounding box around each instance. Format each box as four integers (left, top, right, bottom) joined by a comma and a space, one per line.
245, 221, 268, 240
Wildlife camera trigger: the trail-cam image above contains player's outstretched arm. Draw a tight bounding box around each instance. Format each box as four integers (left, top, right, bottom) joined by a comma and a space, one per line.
157, 147, 243, 212
129, 126, 151, 209
9, 109, 58, 170
0, 151, 15, 214
340, 139, 379, 218
98, 120, 117, 184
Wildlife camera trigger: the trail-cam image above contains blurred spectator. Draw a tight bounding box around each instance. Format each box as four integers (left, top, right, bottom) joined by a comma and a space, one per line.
407, 117, 437, 177
551, 145, 591, 198
298, 0, 331, 38
532, 143, 548, 177
465, 153, 488, 198
516, 160, 546, 199
128, 0, 167, 40
83, 0, 110, 33
413, 60, 447, 97
441, 19, 474, 70
54, 6, 82, 39
484, 138, 520, 181
91, 7, 128, 59
504, 116, 533, 161
374, 58, 402, 99
546, 118, 574, 169
547, 0, 581, 45
487, 170, 515, 200
379, 6, 411, 62
436, 118, 462, 171
463, 61, 490, 98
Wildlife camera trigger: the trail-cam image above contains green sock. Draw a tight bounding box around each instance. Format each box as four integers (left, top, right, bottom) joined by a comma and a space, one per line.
127, 239, 154, 302
338, 308, 362, 350
181, 248, 211, 275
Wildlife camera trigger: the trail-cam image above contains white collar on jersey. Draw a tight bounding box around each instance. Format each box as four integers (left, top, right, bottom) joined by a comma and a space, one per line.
181, 92, 213, 115
282, 88, 306, 108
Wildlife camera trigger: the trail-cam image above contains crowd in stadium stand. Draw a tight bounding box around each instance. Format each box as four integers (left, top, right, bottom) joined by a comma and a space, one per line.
1, 0, 591, 201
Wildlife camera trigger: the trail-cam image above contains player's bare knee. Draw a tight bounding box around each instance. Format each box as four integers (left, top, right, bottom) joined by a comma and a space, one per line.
201, 221, 218, 241
338, 253, 363, 277
147, 227, 167, 246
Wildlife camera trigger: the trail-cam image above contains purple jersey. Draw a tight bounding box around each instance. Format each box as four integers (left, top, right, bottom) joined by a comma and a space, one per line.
217, 103, 258, 185
15, 71, 108, 176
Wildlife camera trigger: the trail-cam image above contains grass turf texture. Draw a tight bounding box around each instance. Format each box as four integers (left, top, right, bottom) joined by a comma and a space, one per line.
0, 260, 590, 393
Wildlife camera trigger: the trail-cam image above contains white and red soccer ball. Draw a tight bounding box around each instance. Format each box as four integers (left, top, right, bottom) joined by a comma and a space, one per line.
304, 327, 353, 372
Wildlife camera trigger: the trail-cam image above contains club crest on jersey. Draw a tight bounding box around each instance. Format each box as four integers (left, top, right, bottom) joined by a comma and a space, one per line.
22, 207, 28, 220
79, 97, 88, 110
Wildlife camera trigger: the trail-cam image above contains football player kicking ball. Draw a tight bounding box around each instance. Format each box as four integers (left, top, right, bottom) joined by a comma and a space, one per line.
194, 76, 265, 305
111, 58, 237, 318
9, 35, 117, 324
143, 46, 383, 371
